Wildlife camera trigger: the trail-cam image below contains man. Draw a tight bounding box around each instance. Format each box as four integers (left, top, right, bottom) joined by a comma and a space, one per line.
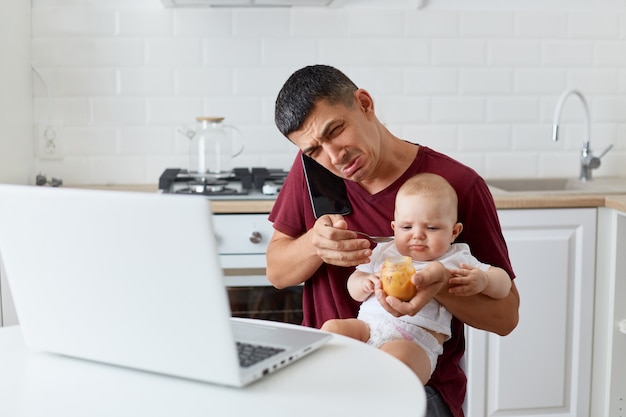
266, 65, 519, 417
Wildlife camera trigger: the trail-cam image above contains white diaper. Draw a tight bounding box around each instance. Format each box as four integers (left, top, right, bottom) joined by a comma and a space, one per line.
358, 311, 443, 375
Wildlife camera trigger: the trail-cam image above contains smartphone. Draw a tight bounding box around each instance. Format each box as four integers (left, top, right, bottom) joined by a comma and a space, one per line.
301, 153, 352, 219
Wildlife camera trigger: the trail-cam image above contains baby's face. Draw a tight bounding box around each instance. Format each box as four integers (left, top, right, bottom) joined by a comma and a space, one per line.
391, 193, 460, 262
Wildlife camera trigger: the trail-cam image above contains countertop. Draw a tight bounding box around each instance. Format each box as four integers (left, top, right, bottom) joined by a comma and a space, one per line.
603, 195, 626, 212
64, 182, 626, 213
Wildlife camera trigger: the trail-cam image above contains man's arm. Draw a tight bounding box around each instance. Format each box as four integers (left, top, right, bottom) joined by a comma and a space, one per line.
435, 280, 520, 336
266, 229, 322, 288
266, 214, 372, 289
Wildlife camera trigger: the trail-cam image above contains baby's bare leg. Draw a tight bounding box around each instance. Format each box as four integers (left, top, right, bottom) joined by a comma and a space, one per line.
320, 318, 370, 342
380, 339, 432, 384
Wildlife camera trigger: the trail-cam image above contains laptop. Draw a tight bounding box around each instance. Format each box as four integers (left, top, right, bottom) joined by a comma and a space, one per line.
0, 184, 331, 387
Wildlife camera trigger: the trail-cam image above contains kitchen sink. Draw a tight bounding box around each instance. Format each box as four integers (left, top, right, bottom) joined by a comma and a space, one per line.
486, 177, 626, 194
486, 178, 582, 192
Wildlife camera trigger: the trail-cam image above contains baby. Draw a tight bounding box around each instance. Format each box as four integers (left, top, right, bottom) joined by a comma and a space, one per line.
321, 173, 512, 383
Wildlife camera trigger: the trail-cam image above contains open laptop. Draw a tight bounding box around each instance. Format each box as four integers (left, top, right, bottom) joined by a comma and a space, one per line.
0, 184, 331, 387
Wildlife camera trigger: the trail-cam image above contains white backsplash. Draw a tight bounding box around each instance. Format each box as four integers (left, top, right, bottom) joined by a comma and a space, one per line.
30, 0, 626, 185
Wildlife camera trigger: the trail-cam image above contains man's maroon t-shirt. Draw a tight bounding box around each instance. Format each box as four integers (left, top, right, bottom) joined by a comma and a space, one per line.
268, 145, 514, 417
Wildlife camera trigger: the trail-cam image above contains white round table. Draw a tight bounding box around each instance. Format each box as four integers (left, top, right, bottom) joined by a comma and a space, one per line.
0, 324, 425, 417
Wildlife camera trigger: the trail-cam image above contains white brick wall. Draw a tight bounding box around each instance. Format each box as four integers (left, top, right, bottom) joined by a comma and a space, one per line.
30, 0, 626, 184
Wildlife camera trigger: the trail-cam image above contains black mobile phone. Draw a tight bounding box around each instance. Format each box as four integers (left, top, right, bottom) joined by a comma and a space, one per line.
301, 153, 352, 219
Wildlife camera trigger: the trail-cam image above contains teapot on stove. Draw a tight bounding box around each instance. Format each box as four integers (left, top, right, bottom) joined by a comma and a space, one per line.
178, 117, 244, 177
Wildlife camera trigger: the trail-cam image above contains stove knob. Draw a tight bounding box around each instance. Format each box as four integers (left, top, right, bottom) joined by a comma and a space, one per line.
618, 319, 626, 335
249, 231, 262, 244
262, 183, 278, 195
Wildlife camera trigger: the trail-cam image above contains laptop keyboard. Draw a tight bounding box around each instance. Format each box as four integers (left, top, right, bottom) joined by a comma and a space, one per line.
237, 342, 285, 368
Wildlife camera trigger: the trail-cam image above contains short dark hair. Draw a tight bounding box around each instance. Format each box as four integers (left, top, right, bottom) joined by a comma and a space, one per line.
274, 65, 358, 137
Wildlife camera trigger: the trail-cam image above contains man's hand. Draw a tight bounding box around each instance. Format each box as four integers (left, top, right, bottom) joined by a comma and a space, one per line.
374, 261, 451, 317
310, 214, 372, 267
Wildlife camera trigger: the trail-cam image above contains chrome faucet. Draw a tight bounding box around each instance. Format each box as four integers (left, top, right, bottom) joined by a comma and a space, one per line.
552, 89, 613, 181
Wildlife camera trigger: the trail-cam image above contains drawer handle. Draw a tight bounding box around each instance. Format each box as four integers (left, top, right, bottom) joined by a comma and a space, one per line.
249, 231, 262, 244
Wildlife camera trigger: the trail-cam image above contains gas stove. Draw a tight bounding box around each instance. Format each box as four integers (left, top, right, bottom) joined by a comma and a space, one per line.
158, 167, 288, 200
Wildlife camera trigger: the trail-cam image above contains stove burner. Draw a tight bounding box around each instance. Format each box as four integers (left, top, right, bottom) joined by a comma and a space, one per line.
186, 171, 235, 181
158, 167, 288, 197
174, 186, 241, 196
188, 179, 228, 193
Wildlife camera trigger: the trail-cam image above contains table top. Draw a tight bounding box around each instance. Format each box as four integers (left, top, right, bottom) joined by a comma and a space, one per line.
0, 324, 425, 417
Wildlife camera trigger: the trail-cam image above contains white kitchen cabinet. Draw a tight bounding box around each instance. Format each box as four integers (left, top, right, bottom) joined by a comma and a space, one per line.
0, 263, 4, 325
591, 207, 626, 417
466, 208, 596, 417
0, 260, 19, 327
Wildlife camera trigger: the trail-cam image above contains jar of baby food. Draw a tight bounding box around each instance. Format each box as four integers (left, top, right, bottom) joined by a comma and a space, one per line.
381, 256, 417, 301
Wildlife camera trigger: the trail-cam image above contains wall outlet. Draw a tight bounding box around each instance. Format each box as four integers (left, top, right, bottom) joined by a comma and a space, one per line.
36, 123, 64, 159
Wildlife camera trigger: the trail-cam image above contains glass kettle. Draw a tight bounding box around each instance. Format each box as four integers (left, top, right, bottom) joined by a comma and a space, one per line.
180, 117, 244, 177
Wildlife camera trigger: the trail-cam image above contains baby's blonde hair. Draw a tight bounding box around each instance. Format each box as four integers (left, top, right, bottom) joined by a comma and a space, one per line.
397, 173, 459, 220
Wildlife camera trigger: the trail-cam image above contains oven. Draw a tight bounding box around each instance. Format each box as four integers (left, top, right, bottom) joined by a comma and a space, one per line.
159, 167, 303, 325
213, 213, 303, 325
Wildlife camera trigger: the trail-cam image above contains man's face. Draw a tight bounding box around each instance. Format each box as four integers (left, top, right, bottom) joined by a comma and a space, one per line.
287, 92, 380, 184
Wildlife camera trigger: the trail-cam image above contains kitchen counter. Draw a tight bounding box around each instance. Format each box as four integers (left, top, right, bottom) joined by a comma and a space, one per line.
64, 182, 626, 213
604, 195, 626, 212
489, 190, 626, 211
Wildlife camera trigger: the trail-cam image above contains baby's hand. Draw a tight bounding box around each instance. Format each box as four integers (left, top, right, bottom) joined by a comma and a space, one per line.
362, 273, 379, 295
448, 263, 488, 296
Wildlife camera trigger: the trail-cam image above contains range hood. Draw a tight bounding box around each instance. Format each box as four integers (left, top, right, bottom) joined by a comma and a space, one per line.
161, 0, 335, 6
160, 0, 424, 8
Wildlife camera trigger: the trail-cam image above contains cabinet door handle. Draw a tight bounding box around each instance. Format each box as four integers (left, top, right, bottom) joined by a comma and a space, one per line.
249, 231, 262, 244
